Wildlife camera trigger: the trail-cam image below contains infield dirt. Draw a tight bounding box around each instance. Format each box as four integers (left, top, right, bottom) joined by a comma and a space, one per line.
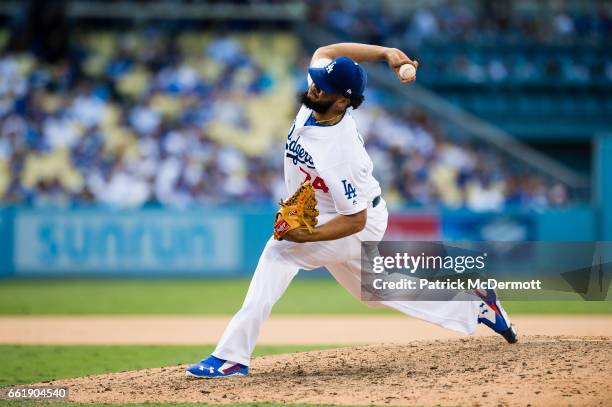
42, 336, 611, 407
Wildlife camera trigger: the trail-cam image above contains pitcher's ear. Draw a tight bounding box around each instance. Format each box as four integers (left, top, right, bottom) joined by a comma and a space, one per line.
335, 96, 351, 111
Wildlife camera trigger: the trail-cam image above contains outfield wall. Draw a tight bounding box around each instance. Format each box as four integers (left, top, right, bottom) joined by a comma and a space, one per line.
0, 205, 597, 278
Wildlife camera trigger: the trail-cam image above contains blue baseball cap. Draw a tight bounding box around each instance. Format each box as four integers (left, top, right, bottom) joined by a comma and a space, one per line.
308, 56, 367, 99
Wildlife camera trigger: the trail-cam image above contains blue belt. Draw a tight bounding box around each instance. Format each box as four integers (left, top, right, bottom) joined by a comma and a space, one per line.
372, 196, 381, 208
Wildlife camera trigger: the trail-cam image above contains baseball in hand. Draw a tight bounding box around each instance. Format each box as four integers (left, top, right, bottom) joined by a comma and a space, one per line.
399, 64, 416, 81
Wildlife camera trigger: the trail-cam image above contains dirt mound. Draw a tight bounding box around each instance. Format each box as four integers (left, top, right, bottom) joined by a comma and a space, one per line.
42, 336, 611, 406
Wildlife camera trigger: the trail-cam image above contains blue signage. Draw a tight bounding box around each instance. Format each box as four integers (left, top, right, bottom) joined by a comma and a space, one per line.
13, 209, 242, 276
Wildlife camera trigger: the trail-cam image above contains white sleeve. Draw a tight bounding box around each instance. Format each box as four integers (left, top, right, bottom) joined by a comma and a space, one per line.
307, 58, 332, 87
319, 162, 369, 215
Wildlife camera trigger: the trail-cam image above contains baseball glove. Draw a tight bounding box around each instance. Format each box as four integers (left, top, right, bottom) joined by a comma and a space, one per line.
273, 181, 319, 240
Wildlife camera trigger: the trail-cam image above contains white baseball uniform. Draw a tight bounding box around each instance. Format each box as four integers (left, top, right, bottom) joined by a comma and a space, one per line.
212, 59, 480, 366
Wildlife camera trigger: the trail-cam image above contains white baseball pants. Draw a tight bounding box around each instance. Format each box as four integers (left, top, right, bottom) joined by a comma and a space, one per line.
213, 201, 480, 366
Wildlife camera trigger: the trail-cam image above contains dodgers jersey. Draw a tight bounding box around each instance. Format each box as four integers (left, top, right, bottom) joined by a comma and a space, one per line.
283, 58, 382, 216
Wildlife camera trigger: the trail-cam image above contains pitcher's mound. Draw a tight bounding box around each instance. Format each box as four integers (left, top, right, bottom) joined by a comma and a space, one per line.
43, 336, 611, 406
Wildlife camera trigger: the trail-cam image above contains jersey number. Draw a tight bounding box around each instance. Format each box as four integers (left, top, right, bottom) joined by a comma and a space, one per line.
299, 167, 329, 193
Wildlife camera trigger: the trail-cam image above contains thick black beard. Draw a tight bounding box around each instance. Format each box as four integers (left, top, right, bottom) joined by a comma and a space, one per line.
298, 91, 335, 114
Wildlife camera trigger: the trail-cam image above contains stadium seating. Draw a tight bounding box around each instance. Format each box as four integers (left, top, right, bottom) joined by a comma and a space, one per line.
417, 42, 612, 139
0, 26, 575, 210
316, 0, 609, 176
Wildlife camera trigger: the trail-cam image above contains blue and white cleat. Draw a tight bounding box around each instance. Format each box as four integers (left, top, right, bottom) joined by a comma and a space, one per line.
186, 355, 248, 378
476, 289, 518, 344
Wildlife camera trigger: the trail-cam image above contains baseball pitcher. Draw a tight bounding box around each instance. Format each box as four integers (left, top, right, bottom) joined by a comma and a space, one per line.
186, 42, 517, 378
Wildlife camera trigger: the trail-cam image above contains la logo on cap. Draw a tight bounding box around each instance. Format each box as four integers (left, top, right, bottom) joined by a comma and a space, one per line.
326, 61, 336, 74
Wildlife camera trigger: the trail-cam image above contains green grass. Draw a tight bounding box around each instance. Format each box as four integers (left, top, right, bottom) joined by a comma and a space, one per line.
0, 344, 336, 387
0, 278, 386, 315
0, 278, 610, 315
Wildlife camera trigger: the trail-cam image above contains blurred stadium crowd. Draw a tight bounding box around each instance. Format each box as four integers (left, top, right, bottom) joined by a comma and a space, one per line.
318, 0, 611, 43
316, 0, 612, 142
0, 2, 586, 210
